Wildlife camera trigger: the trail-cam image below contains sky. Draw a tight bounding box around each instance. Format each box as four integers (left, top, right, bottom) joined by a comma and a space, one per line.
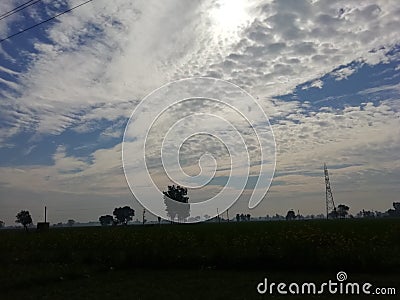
0, 0, 399, 225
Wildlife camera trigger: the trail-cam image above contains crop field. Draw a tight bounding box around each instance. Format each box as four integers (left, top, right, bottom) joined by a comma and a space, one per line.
1, 219, 399, 299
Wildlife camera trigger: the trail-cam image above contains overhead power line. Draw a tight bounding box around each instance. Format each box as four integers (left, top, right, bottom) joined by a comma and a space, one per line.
0, 0, 42, 21
0, 0, 93, 44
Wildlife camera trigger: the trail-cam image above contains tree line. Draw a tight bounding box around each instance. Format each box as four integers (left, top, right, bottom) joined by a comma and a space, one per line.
1, 202, 399, 230
99, 206, 135, 226
284, 202, 400, 220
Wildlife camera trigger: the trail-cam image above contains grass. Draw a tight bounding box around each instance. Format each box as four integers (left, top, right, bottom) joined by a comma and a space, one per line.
1, 218, 399, 299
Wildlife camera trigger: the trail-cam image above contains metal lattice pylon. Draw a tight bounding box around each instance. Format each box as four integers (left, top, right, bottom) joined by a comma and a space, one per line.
324, 163, 336, 219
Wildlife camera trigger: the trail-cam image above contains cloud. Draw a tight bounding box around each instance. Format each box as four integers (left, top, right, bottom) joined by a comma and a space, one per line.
197, 0, 399, 98
0, 143, 125, 195
331, 65, 358, 80
0, 0, 399, 221
0, 0, 16, 37
0, 0, 398, 137
1, 0, 207, 135
358, 82, 400, 95
273, 100, 400, 179
302, 79, 324, 89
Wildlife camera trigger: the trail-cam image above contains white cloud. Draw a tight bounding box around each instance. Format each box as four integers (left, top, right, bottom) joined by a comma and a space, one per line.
0, 0, 398, 136
0, 0, 399, 221
332, 65, 358, 80
302, 79, 324, 89
358, 82, 400, 95
0, 143, 124, 194
0, 0, 16, 37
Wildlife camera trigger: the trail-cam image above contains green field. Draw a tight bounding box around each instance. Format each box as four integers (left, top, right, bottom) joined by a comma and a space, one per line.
1, 219, 399, 299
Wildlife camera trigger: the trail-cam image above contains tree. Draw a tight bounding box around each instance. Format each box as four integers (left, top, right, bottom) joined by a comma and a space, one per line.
163, 185, 188, 203
286, 210, 296, 220
67, 219, 75, 227
236, 214, 240, 222
246, 214, 251, 221
99, 215, 114, 226
337, 204, 350, 219
16, 210, 33, 231
388, 202, 400, 218
0, 220, 4, 228
361, 210, 375, 218
163, 185, 190, 222
355, 211, 363, 218
328, 209, 338, 219
273, 214, 285, 220
113, 206, 135, 225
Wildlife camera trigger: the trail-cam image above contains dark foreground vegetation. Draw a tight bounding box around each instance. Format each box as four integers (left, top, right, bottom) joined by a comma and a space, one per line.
1, 219, 399, 299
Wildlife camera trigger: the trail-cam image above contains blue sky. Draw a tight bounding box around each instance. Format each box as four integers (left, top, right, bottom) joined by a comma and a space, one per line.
0, 0, 399, 224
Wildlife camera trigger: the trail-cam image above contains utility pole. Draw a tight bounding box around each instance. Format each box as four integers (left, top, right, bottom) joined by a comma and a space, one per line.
142, 209, 146, 225
324, 163, 336, 219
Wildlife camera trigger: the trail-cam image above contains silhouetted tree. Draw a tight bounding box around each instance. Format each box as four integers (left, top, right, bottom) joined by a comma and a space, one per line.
67, 219, 75, 227
362, 210, 375, 218
387, 202, 400, 218
113, 206, 135, 225
394, 202, 400, 211
337, 204, 349, 219
286, 210, 296, 220
163, 185, 190, 222
0, 220, 4, 228
99, 215, 114, 226
273, 214, 285, 220
236, 214, 240, 222
157, 216, 161, 225
328, 209, 338, 219
16, 210, 33, 231
246, 214, 251, 221
163, 185, 188, 203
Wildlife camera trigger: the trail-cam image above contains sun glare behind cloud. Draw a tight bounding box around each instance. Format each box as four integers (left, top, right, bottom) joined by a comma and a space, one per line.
210, 0, 252, 39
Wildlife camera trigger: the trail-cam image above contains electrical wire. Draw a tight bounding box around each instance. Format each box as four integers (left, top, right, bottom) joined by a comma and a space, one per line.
0, 0, 42, 21
0, 0, 93, 43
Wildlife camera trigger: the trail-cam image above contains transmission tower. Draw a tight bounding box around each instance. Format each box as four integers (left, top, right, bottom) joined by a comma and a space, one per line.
324, 163, 336, 219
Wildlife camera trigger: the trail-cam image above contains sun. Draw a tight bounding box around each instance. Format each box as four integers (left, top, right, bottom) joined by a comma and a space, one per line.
210, 0, 251, 37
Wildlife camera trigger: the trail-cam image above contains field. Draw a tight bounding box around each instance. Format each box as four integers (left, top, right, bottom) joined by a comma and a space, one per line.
1, 219, 399, 299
